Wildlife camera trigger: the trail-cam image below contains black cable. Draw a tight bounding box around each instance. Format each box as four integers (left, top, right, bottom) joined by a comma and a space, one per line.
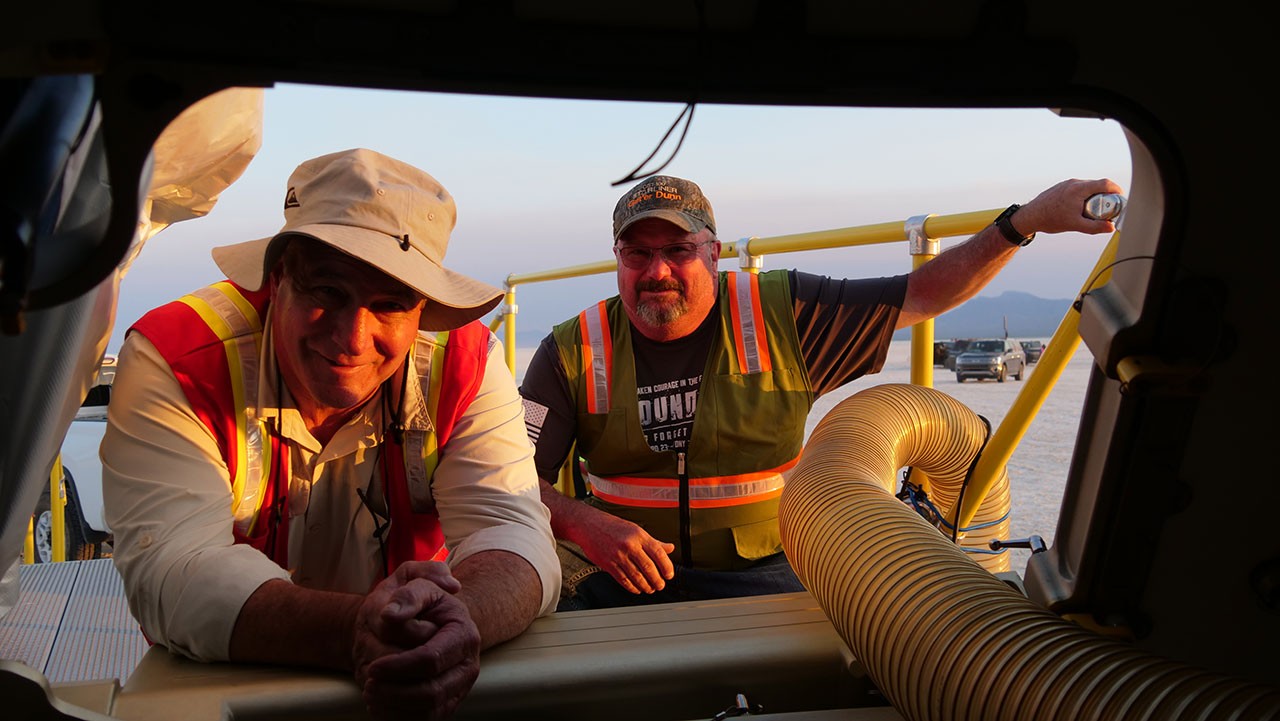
611, 103, 697, 187
385, 350, 411, 445
1072, 255, 1156, 312
610, 0, 708, 186
356, 443, 391, 577
950, 414, 993, 544
1071, 254, 1225, 390
264, 364, 289, 562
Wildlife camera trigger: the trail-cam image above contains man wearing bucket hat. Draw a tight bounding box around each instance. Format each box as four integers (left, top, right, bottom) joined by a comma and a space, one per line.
520, 173, 1122, 610
103, 148, 558, 718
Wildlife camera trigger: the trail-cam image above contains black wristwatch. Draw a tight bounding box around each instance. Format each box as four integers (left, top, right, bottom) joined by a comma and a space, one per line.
994, 204, 1035, 247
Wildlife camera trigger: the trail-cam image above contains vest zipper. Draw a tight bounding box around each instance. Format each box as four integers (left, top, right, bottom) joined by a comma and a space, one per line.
678, 451, 692, 567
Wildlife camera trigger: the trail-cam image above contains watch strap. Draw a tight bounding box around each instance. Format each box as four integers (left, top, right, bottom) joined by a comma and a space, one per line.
994, 203, 1035, 247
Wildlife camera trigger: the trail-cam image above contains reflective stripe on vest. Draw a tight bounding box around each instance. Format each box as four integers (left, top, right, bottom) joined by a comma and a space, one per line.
579, 301, 612, 414
586, 457, 797, 509
578, 271, 769, 416
578, 271, 788, 509
177, 282, 271, 538
404, 329, 450, 493
726, 271, 772, 374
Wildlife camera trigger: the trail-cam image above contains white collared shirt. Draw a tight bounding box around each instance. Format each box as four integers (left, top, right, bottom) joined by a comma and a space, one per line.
103, 324, 558, 662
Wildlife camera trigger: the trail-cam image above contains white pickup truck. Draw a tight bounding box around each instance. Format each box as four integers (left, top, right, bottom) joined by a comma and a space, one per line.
30, 355, 115, 563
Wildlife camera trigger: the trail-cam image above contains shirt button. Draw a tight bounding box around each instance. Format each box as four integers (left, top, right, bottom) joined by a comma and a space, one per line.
138, 534, 153, 549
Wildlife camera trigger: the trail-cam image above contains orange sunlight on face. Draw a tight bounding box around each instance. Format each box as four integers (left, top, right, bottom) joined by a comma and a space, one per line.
615, 219, 720, 342
270, 243, 425, 437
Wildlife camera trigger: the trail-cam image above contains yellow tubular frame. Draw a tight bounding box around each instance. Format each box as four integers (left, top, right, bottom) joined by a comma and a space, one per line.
485, 207, 1120, 530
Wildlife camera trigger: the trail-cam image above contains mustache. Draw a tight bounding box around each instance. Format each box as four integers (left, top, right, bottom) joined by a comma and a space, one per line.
635, 279, 684, 293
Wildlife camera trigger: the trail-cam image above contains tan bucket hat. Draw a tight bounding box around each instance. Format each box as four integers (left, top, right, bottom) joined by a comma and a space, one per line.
211, 148, 502, 331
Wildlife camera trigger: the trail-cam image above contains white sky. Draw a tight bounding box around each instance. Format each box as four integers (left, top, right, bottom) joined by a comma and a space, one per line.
110, 83, 1133, 351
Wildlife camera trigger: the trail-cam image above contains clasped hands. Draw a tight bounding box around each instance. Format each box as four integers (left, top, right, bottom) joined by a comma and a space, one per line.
352, 561, 481, 720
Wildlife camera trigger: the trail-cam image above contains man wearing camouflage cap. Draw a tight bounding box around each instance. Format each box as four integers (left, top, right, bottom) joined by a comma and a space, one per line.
519, 173, 1122, 610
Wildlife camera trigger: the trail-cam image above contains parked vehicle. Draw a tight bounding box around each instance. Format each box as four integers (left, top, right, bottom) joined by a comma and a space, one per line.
30, 355, 114, 563
937, 339, 974, 371
932, 341, 949, 367
1021, 339, 1044, 363
954, 338, 1025, 383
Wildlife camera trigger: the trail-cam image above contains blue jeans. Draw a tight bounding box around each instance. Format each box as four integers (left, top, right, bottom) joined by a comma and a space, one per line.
557, 552, 805, 611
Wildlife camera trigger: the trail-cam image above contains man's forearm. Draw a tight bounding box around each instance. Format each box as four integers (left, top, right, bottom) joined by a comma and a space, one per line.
898, 177, 1122, 329
229, 553, 541, 667
451, 550, 542, 649
229, 579, 364, 670
898, 226, 1015, 329
539, 479, 595, 544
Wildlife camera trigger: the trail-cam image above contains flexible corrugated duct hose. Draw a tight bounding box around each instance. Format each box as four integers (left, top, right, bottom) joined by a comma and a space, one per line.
778, 383, 1280, 720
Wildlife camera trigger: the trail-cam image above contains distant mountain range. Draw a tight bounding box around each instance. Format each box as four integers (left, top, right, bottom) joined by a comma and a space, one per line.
892, 290, 1071, 341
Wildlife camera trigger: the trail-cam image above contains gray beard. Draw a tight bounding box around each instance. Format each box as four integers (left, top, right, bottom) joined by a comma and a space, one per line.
635, 296, 689, 326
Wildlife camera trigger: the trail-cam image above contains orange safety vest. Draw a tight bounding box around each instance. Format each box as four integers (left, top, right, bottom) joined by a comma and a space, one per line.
553, 270, 813, 568
576, 272, 799, 508
130, 281, 490, 575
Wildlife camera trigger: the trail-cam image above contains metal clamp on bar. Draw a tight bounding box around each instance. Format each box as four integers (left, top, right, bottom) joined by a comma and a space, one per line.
905, 214, 938, 256
989, 535, 1047, 554
498, 303, 518, 317
736, 237, 763, 270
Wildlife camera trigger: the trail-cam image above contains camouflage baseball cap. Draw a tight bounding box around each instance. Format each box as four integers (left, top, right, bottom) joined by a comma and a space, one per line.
612, 175, 717, 240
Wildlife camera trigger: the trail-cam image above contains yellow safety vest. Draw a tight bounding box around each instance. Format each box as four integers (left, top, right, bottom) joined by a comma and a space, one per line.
553, 270, 813, 569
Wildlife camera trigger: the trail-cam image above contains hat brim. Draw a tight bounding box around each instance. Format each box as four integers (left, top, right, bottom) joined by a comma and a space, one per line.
211, 227, 502, 332
614, 209, 710, 240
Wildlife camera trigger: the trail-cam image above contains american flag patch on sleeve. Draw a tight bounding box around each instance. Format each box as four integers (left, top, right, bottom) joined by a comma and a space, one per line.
522, 398, 549, 443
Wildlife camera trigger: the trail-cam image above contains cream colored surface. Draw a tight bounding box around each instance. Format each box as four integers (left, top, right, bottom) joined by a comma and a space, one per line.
93, 592, 897, 721
103, 326, 557, 663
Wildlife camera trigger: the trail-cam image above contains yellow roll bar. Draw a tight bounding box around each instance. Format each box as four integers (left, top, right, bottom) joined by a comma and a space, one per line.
488, 207, 1010, 380
952, 230, 1122, 531
50, 455, 66, 563
487, 205, 1119, 525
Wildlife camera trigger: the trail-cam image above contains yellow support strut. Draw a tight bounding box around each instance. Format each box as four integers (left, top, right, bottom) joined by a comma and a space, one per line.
953, 231, 1122, 531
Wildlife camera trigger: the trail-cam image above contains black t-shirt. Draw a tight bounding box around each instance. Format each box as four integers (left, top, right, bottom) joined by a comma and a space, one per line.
630, 304, 717, 452
519, 270, 908, 481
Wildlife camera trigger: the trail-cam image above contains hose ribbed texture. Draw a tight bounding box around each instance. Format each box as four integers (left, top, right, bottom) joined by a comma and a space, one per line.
854, 382, 1011, 573
779, 384, 1280, 720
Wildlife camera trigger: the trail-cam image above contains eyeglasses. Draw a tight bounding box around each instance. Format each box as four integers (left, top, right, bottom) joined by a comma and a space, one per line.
614, 241, 713, 270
